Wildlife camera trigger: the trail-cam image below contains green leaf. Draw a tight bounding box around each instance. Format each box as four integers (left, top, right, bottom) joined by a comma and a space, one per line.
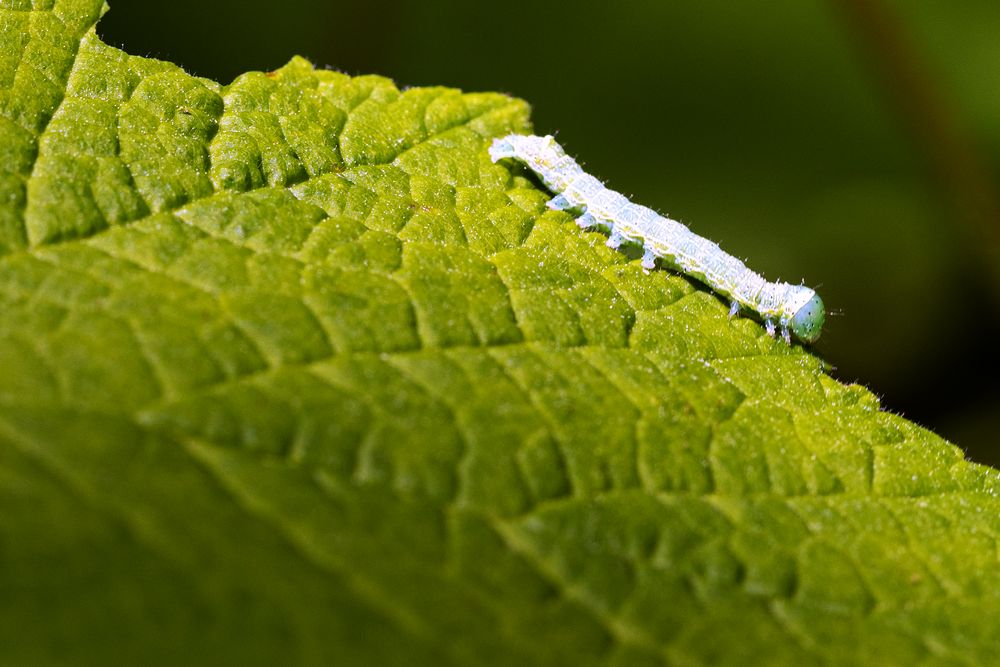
2, 2, 1000, 664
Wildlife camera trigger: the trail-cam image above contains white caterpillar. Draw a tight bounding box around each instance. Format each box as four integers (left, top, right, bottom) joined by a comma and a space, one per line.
489, 134, 825, 344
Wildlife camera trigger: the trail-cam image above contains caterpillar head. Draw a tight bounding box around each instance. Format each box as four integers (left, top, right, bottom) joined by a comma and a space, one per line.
788, 290, 825, 344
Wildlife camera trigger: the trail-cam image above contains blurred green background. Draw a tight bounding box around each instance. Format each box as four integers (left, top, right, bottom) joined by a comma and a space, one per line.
98, 0, 1000, 464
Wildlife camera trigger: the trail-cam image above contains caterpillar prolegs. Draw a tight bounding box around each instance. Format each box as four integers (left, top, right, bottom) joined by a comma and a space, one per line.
489, 134, 825, 344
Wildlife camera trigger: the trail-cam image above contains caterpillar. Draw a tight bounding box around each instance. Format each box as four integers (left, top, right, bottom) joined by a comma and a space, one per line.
489, 134, 825, 344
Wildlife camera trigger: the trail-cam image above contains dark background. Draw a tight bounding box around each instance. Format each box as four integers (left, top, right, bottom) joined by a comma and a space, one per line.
98, 1, 1000, 465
